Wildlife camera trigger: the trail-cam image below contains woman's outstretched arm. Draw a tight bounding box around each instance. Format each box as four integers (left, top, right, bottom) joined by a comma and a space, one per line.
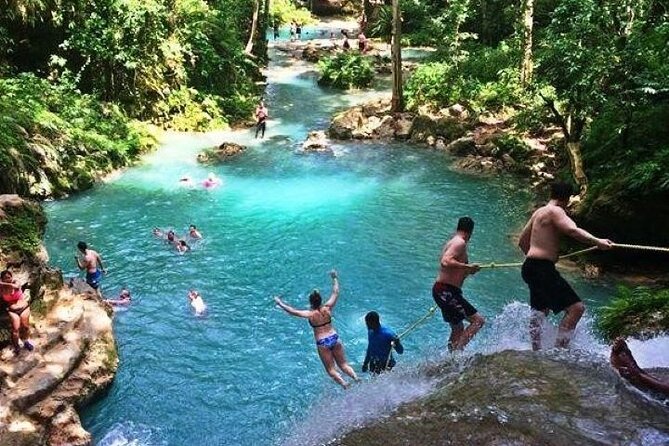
274, 296, 312, 318
324, 270, 340, 309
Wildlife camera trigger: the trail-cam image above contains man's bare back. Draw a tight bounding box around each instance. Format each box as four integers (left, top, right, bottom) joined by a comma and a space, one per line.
82, 249, 102, 273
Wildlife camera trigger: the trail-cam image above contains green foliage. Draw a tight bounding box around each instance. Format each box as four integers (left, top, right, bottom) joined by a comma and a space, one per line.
270, 0, 315, 26
0, 200, 46, 257
597, 286, 669, 341
0, 74, 156, 197
317, 53, 375, 90
492, 134, 533, 162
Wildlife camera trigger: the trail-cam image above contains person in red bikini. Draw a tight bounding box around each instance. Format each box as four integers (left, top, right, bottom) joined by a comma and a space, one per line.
0, 270, 34, 355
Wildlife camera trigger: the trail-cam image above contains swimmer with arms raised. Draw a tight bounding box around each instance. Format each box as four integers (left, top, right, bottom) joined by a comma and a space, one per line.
275, 270, 359, 389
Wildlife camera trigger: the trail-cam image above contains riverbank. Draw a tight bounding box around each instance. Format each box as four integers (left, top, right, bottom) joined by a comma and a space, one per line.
0, 195, 117, 446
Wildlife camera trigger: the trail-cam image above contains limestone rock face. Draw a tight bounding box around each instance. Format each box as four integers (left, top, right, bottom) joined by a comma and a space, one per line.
0, 279, 118, 446
444, 136, 477, 156
329, 100, 415, 141
197, 142, 246, 164
334, 350, 669, 446
329, 108, 366, 140
312, 0, 344, 15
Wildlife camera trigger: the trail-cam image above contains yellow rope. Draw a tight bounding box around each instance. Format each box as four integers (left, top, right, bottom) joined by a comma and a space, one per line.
384, 305, 439, 369
479, 243, 669, 269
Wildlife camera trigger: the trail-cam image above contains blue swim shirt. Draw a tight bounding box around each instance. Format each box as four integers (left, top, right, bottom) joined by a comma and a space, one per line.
365, 325, 404, 363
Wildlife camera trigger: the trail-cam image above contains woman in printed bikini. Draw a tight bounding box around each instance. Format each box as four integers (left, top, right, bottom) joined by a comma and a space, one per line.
0, 270, 34, 354
275, 270, 359, 388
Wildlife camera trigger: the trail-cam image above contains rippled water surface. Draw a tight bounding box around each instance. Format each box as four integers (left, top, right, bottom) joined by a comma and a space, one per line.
42, 26, 628, 446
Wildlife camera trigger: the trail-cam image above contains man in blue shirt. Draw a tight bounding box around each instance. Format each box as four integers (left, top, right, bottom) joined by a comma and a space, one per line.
362, 311, 404, 374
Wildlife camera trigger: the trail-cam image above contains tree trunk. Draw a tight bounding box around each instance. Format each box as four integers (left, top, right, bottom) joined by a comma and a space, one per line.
391, 0, 404, 112
566, 140, 588, 196
519, 0, 534, 87
245, 0, 260, 55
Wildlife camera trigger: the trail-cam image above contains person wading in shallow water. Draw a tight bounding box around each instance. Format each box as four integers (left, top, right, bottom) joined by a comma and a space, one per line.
518, 181, 613, 350
433, 217, 485, 351
254, 100, 268, 139
275, 270, 360, 389
75, 241, 106, 298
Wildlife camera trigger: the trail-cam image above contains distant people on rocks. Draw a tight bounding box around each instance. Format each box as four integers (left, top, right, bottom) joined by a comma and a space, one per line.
189, 290, 206, 315
358, 32, 368, 52
75, 241, 106, 298
342, 31, 351, 51
362, 311, 403, 374
296, 23, 302, 39
105, 287, 132, 306
255, 100, 268, 139
518, 181, 613, 350
1, 269, 34, 355
290, 22, 297, 41
433, 217, 485, 351
273, 23, 280, 40
275, 270, 360, 389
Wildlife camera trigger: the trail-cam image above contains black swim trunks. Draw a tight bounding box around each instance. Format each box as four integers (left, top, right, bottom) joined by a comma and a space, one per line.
432, 282, 477, 325
521, 258, 581, 313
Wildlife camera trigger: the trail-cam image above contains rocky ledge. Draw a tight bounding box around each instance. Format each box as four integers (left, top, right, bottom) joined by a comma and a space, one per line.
334, 350, 669, 445
328, 99, 562, 186
197, 142, 246, 164
0, 195, 118, 446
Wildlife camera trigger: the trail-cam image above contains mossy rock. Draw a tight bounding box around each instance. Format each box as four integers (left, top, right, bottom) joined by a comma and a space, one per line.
0, 195, 47, 259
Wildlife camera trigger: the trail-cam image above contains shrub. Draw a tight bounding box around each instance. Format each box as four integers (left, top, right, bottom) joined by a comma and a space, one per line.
270, 0, 315, 26
597, 286, 669, 341
317, 53, 375, 89
405, 62, 463, 110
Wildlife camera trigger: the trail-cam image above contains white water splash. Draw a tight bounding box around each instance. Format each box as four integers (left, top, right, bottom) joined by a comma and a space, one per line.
97, 422, 165, 446
626, 335, 669, 368
279, 367, 438, 446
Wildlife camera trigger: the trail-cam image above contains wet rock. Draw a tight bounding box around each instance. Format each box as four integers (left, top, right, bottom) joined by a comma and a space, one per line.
426, 135, 436, 146
197, 142, 246, 164
335, 350, 669, 446
393, 114, 413, 140
373, 115, 395, 139
301, 131, 334, 155
329, 107, 365, 140
434, 138, 446, 151
444, 136, 476, 156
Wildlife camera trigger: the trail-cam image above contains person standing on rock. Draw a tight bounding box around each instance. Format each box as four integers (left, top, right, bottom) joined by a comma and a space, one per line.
1, 270, 34, 354
362, 311, 404, 374
75, 241, 106, 298
433, 217, 485, 351
255, 100, 268, 139
518, 181, 613, 350
275, 270, 360, 389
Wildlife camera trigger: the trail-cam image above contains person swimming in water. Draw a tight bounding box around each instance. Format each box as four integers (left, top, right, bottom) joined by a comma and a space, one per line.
75, 241, 106, 298
275, 270, 359, 389
0, 270, 34, 354
202, 173, 221, 189
105, 287, 132, 306
188, 225, 202, 239
176, 240, 190, 254
188, 290, 206, 315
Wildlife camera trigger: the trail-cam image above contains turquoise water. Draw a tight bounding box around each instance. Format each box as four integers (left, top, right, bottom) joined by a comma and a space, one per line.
43, 28, 616, 446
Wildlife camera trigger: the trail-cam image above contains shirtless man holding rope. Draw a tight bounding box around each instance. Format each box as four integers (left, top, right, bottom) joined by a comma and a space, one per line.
518, 181, 613, 350
433, 216, 485, 351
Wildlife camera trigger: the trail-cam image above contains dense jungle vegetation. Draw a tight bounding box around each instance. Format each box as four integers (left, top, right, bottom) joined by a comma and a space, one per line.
362, 0, 669, 247
0, 0, 311, 196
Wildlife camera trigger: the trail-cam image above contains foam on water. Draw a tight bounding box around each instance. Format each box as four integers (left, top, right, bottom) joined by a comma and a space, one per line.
97, 422, 165, 446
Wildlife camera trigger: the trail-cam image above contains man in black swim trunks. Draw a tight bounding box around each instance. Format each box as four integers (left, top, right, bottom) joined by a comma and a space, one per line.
433, 217, 484, 351
518, 181, 613, 350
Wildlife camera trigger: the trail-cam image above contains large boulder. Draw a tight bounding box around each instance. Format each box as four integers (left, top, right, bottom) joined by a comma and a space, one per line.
443, 136, 477, 156
312, 0, 344, 15
334, 350, 669, 445
197, 142, 246, 164
329, 107, 366, 140
393, 113, 414, 140
301, 131, 334, 156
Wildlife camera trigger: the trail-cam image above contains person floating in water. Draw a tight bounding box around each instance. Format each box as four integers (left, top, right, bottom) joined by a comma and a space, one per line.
433, 217, 485, 351
275, 270, 360, 388
255, 101, 268, 139
611, 337, 669, 398
75, 241, 106, 298
518, 181, 613, 350
105, 287, 132, 306
202, 173, 222, 189
189, 225, 202, 239
0, 270, 34, 355
188, 290, 206, 315
176, 239, 191, 254
362, 311, 403, 374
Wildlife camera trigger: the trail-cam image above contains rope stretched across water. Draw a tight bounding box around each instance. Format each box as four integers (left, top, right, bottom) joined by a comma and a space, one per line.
384, 305, 439, 369
479, 243, 669, 269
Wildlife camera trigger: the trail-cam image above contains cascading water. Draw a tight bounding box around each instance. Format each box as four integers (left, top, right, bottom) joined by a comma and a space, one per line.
42, 23, 667, 446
